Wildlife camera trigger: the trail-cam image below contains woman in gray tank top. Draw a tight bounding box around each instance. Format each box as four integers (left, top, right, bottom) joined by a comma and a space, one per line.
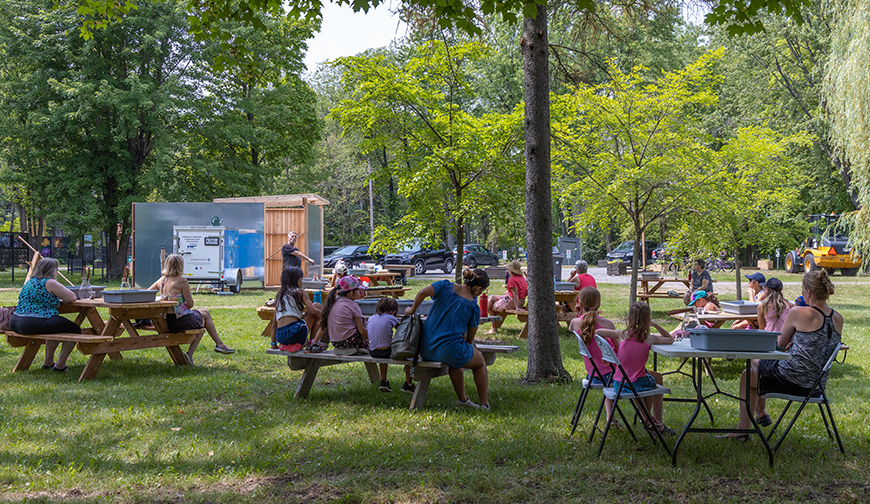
723, 269, 843, 440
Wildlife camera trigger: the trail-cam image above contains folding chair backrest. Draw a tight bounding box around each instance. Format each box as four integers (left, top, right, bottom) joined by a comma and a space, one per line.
594, 334, 621, 366
822, 343, 842, 373
574, 330, 592, 359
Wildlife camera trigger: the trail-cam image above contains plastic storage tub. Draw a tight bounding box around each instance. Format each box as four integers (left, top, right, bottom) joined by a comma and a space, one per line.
356, 299, 433, 316
302, 279, 327, 290
67, 286, 105, 299
688, 328, 779, 352
554, 282, 575, 291
640, 272, 661, 280
720, 301, 760, 315
102, 289, 159, 304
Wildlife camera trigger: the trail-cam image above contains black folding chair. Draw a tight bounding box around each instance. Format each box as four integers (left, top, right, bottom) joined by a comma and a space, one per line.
763, 342, 844, 453
569, 331, 631, 440
594, 335, 672, 457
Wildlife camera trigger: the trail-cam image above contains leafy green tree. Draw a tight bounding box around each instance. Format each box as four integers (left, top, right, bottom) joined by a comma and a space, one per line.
0, 0, 199, 277
824, 0, 870, 256
552, 51, 724, 303
669, 127, 809, 296
331, 40, 524, 278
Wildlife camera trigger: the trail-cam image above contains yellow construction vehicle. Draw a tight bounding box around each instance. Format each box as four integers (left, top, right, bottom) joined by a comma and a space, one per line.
785, 213, 861, 276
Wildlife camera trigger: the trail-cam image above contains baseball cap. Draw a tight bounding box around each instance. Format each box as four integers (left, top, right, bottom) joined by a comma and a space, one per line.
795, 295, 808, 307
334, 262, 348, 275
763, 278, 783, 292
338, 276, 367, 293
688, 290, 708, 306
745, 272, 766, 284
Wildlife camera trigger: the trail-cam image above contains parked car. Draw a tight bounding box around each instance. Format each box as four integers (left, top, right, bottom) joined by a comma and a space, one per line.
323, 245, 383, 268
452, 244, 499, 268
385, 240, 454, 274
323, 246, 341, 257
606, 240, 658, 265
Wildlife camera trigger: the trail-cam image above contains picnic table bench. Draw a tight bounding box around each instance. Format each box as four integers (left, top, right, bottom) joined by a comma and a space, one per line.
4, 299, 204, 381
267, 343, 518, 409
506, 310, 576, 339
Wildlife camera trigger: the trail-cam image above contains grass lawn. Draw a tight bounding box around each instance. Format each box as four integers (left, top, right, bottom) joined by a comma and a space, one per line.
0, 275, 867, 503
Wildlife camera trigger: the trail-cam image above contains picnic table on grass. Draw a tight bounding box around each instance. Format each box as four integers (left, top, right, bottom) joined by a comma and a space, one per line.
4, 299, 203, 382
325, 271, 400, 286
267, 343, 518, 409
669, 310, 757, 329
256, 305, 501, 339
637, 276, 718, 302
498, 290, 578, 339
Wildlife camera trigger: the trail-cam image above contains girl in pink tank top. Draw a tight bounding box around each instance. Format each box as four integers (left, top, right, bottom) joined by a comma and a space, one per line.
595, 302, 676, 435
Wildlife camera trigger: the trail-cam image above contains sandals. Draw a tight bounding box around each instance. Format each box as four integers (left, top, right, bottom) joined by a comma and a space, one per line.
756, 414, 772, 427
51, 365, 68, 373
42, 363, 55, 370
278, 343, 303, 353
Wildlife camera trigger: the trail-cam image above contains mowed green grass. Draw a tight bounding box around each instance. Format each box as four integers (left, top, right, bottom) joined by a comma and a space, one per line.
0, 276, 866, 503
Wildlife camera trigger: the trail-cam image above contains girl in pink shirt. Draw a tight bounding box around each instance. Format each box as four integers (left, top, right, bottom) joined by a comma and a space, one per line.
596, 302, 675, 435
568, 287, 618, 423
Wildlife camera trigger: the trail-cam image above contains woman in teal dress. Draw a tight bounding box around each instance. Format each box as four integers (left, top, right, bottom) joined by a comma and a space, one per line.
406, 268, 491, 410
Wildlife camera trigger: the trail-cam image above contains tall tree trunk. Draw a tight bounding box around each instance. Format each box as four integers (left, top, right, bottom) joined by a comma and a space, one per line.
630, 232, 640, 304
522, 4, 570, 384
107, 231, 130, 280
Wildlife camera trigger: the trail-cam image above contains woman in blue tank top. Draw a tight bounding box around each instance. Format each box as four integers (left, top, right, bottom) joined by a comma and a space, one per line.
11, 258, 80, 372
406, 268, 491, 410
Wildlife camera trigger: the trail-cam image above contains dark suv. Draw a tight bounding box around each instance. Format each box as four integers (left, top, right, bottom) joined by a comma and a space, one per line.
385, 240, 454, 274
323, 245, 383, 268
606, 240, 658, 265
452, 244, 499, 268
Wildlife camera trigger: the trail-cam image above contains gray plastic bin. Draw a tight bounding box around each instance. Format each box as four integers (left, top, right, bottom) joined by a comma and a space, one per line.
356, 299, 432, 316
103, 289, 159, 304
720, 301, 760, 315
688, 328, 779, 352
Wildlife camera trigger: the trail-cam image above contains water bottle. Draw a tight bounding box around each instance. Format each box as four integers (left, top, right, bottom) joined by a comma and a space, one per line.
80, 271, 93, 300
313, 290, 322, 304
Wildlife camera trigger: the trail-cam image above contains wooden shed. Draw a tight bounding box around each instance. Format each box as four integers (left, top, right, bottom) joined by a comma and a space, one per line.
213, 194, 329, 288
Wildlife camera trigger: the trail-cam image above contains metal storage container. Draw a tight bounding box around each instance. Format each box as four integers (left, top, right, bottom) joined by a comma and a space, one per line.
688, 328, 779, 352
103, 289, 159, 304
67, 286, 106, 299
720, 301, 760, 315
554, 282, 575, 291
640, 272, 660, 280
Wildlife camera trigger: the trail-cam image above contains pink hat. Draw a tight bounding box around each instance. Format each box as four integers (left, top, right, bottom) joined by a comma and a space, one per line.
338, 276, 367, 293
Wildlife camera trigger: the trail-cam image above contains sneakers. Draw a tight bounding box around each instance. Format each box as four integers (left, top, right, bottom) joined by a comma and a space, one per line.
400, 382, 416, 394
379, 380, 392, 392
457, 398, 479, 409
214, 345, 235, 354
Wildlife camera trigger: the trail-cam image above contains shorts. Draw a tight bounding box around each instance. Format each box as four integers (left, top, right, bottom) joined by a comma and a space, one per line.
613, 373, 657, 394
333, 330, 365, 349
166, 311, 204, 333
276, 320, 308, 346
758, 359, 821, 398
370, 347, 392, 359
586, 371, 613, 387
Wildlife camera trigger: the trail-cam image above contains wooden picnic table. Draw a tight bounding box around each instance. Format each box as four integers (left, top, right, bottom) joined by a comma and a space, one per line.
637, 277, 718, 301
4, 299, 201, 382
256, 305, 501, 339
669, 310, 757, 329
267, 343, 518, 409
325, 271, 400, 286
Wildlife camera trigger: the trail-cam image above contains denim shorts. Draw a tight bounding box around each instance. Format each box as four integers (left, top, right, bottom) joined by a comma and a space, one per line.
586, 371, 613, 386
613, 374, 657, 393
276, 320, 308, 346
